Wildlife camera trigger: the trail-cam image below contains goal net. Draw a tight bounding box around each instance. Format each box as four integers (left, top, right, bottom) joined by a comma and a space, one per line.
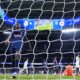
0, 0, 80, 80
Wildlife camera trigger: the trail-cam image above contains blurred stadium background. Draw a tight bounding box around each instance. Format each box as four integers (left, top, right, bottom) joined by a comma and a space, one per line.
0, 0, 80, 79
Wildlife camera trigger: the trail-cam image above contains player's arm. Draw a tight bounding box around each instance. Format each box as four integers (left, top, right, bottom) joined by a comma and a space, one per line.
5, 33, 12, 44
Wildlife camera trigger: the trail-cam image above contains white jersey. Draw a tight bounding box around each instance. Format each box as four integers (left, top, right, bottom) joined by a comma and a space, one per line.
23, 60, 28, 69
76, 56, 80, 67
20, 60, 28, 74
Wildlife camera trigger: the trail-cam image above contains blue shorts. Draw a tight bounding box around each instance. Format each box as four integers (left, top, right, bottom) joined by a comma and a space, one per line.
10, 41, 22, 51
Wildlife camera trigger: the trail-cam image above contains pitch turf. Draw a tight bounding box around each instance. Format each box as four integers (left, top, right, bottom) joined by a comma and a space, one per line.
0, 74, 80, 80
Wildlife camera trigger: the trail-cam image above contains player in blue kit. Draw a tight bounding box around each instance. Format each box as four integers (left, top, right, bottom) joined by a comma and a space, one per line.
5, 23, 25, 79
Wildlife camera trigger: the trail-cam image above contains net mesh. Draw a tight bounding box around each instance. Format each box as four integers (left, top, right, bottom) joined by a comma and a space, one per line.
0, 0, 80, 80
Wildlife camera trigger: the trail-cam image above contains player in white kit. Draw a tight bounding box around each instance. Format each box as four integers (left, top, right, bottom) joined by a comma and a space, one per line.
20, 59, 28, 74
75, 55, 80, 75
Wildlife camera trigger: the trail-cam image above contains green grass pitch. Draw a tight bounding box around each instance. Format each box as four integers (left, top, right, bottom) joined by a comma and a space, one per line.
0, 74, 80, 80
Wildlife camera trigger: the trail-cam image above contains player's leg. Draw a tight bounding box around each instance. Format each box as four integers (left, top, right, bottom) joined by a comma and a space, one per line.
26, 67, 28, 74
12, 41, 22, 78
12, 50, 21, 78
13, 42, 22, 77
20, 62, 28, 74
19, 68, 24, 74
15, 51, 21, 71
76, 67, 79, 75
10, 46, 17, 79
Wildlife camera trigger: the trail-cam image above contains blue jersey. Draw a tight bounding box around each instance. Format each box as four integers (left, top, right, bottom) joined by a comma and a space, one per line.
10, 29, 25, 51
11, 29, 24, 41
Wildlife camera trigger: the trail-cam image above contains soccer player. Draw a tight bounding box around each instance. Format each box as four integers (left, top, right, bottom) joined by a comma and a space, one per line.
42, 59, 47, 74
20, 59, 28, 74
53, 57, 58, 74
5, 23, 25, 79
63, 64, 73, 76
75, 54, 80, 75
28, 61, 34, 74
